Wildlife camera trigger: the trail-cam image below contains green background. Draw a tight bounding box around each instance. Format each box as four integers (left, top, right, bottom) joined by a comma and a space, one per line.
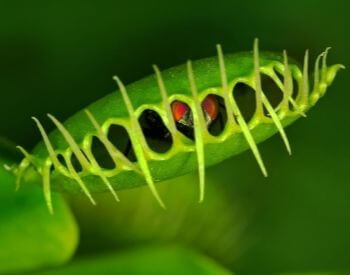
0, 1, 349, 274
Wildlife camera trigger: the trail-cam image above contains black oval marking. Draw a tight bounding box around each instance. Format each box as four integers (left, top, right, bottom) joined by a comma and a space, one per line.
91, 136, 116, 170
233, 83, 256, 122
261, 73, 284, 116
138, 109, 173, 153
107, 124, 136, 162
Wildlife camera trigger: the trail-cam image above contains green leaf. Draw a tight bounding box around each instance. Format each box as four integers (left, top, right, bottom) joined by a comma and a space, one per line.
0, 149, 79, 274
279, 271, 350, 275
33, 245, 233, 275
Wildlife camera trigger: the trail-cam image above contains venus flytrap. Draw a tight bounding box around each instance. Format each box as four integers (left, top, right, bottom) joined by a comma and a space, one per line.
10, 39, 343, 212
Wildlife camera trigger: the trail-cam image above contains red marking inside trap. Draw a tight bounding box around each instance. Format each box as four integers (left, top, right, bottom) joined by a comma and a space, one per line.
171, 101, 189, 122
202, 95, 219, 121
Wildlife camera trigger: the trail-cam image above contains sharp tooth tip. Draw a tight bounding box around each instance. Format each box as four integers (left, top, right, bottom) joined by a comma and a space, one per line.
262, 170, 268, 177
156, 196, 166, 209
112, 195, 120, 202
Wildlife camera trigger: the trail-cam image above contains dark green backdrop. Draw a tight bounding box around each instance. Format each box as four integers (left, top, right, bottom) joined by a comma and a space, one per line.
0, 1, 349, 274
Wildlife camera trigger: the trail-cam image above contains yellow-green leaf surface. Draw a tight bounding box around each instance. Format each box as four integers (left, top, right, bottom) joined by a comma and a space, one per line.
279, 272, 350, 275
0, 146, 79, 274
33, 245, 233, 275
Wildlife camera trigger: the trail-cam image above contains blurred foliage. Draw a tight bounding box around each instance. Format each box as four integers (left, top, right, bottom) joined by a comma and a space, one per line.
279, 272, 350, 275
69, 173, 252, 267
33, 245, 233, 275
0, 0, 349, 274
0, 149, 78, 274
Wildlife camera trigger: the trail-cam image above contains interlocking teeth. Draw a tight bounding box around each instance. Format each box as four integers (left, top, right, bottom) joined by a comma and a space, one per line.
42, 162, 53, 214
301, 49, 309, 107
113, 76, 166, 209
82, 146, 120, 203
14, 146, 32, 191
47, 114, 91, 171
16, 144, 54, 213
32, 117, 70, 177
153, 65, 179, 142
13, 40, 343, 213
217, 41, 267, 177
281, 50, 293, 114
309, 47, 344, 105
253, 39, 264, 118
187, 60, 207, 203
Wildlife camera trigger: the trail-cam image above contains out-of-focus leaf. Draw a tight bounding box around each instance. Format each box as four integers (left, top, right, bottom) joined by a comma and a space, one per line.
33, 245, 233, 275
0, 144, 79, 274
70, 172, 251, 267
279, 271, 350, 275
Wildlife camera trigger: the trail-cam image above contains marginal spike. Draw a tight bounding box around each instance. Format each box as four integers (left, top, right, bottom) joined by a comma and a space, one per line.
314, 51, 325, 92
187, 60, 206, 203
113, 76, 136, 119
320, 47, 332, 97
16, 146, 32, 162
84, 109, 139, 172
65, 154, 96, 205
99, 173, 120, 202
32, 117, 68, 176
83, 148, 120, 202
267, 72, 307, 117
235, 107, 268, 176
15, 170, 23, 191
14, 159, 29, 191
216, 44, 236, 127
42, 163, 53, 214
253, 38, 264, 117
282, 50, 293, 113
113, 76, 165, 209
217, 44, 267, 177
47, 114, 91, 171
322, 47, 332, 76
301, 49, 309, 106
152, 65, 178, 137
325, 64, 345, 86
289, 97, 307, 117
261, 94, 291, 155
254, 45, 291, 154
16, 145, 42, 170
